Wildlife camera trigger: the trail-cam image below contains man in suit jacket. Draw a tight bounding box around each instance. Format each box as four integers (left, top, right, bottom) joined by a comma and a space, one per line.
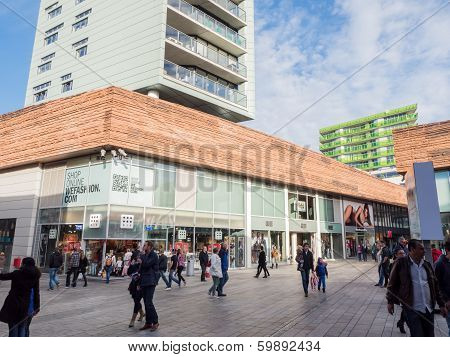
302, 243, 314, 297
138, 241, 159, 332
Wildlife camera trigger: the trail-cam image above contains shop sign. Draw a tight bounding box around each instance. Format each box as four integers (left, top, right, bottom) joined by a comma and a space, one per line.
75, 224, 83, 231
265, 220, 274, 227
144, 225, 154, 232
49, 229, 57, 240
328, 225, 334, 231
297, 200, 306, 212
63, 167, 90, 206
178, 229, 187, 240
215, 231, 223, 241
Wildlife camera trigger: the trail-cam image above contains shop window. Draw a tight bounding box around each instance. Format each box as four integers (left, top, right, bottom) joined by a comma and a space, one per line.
274, 190, 285, 218
174, 226, 193, 253
288, 192, 297, 219
229, 229, 245, 268
308, 196, 315, 220
154, 169, 175, 208
263, 187, 275, 217
108, 205, 143, 239
230, 182, 244, 214
83, 205, 108, 239
196, 175, 214, 211
145, 208, 175, 226
251, 185, 263, 216
39, 208, 60, 224
214, 179, 230, 213
297, 195, 307, 220
319, 198, 334, 222
0, 219, 16, 273
60, 206, 84, 223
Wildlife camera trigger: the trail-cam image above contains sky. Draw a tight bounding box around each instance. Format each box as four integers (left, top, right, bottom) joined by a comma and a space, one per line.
0, 0, 449, 151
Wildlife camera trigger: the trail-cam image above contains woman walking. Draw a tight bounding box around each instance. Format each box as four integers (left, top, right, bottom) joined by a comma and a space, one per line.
127, 258, 145, 327
295, 247, 305, 289
271, 246, 279, 269
0, 257, 41, 337
208, 247, 222, 298
79, 250, 88, 287
176, 249, 187, 286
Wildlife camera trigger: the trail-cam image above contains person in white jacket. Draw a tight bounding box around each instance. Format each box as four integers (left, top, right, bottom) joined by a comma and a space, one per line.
208, 248, 222, 298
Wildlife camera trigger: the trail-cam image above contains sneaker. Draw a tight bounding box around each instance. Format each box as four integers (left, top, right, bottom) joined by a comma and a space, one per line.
263, 276, 268, 278
183, 281, 187, 286
215, 296, 220, 299
374, 284, 380, 286
218, 293, 227, 297
65, 286, 70, 289
47, 288, 54, 291
165, 287, 172, 291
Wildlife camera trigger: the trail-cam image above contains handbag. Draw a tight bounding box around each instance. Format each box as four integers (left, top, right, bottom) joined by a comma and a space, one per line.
297, 263, 304, 272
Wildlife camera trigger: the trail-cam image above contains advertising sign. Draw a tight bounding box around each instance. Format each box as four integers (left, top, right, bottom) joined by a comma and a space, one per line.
343, 199, 374, 229
62, 166, 90, 206
297, 200, 306, 212
406, 162, 443, 240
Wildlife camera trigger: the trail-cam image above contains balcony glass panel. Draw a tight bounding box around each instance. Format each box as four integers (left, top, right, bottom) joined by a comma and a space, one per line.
164, 60, 247, 107
168, 0, 246, 48
211, 0, 246, 21
166, 26, 247, 77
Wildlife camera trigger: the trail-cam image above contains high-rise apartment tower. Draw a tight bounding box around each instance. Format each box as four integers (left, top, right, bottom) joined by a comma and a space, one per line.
320, 105, 418, 184
25, 0, 255, 122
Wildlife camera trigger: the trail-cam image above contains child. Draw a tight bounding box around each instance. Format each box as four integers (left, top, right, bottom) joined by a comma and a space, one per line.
315, 258, 328, 293
309, 271, 318, 291
115, 257, 123, 276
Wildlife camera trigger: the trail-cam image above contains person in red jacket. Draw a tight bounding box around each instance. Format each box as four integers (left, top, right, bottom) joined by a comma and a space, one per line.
431, 244, 442, 264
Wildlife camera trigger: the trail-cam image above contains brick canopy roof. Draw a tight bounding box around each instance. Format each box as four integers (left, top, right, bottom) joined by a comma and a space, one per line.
393, 120, 450, 174
1, 87, 406, 206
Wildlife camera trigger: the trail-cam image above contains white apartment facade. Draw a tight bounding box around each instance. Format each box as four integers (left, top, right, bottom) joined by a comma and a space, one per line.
25, 0, 255, 122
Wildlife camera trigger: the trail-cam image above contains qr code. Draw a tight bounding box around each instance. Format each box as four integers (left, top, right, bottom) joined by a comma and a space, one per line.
112, 174, 128, 192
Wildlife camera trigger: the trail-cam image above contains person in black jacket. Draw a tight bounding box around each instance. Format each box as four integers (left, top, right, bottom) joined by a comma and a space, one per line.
78, 250, 88, 288
301, 243, 314, 297
0, 257, 41, 337
254, 246, 270, 278
127, 258, 144, 328
199, 245, 209, 282
158, 249, 171, 289
48, 246, 63, 290
137, 241, 159, 332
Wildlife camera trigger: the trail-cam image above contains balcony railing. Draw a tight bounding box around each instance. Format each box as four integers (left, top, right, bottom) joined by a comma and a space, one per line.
210, 0, 246, 22
320, 130, 393, 150
323, 140, 394, 157
168, 0, 246, 49
164, 60, 247, 107
166, 25, 247, 78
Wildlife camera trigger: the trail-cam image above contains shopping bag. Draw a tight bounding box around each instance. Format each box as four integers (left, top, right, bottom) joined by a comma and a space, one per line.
205, 266, 211, 279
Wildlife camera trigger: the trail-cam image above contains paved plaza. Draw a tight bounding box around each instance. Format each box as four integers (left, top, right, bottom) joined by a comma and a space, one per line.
0, 260, 448, 337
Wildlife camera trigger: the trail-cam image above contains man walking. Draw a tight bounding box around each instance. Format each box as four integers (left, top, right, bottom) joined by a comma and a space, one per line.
254, 246, 269, 278
375, 241, 390, 287
217, 243, 229, 297
301, 243, 314, 297
48, 245, 63, 290
393, 236, 409, 256
167, 249, 180, 289
65, 248, 80, 288
387, 239, 447, 337
435, 239, 450, 336
138, 241, 160, 332
199, 245, 209, 282
158, 249, 171, 290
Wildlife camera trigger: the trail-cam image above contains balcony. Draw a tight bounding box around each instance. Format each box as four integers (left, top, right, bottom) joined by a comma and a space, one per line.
167, 0, 246, 57
186, 0, 246, 29
163, 60, 247, 107
165, 26, 247, 84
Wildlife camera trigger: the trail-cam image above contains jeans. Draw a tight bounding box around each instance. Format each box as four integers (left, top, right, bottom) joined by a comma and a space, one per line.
209, 276, 220, 296
362, 252, 367, 261
358, 253, 362, 261
8, 317, 32, 337
168, 270, 180, 287
105, 266, 113, 283
142, 285, 158, 325
177, 266, 186, 283
159, 271, 170, 287
200, 263, 206, 281
49, 267, 59, 289
66, 267, 79, 287
318, 275, 326, 290
404, 308, 434, 337
217, 271, 229, 295
300, 270, 310, 294
377, 264, 388, 286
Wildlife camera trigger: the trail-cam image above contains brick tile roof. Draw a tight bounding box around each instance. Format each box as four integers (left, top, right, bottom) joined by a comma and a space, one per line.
393, 120, 450, 174
1, 87, 407, 206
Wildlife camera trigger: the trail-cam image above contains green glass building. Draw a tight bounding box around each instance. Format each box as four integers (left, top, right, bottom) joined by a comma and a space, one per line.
320, 104, 418, 183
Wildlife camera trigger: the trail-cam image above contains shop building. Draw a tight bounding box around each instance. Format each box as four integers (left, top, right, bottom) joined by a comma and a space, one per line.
0, 87, 408, 272
26, 0, 255, 122
394, 120, 450, 243
320, 104, 417, 184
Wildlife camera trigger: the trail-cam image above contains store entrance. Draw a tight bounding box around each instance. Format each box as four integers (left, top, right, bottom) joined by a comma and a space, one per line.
345, 234, 357, 258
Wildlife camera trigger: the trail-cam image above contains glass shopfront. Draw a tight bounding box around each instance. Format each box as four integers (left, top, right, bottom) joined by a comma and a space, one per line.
320, 233, 343, 259
270, 231, 286, 262
0, 219, 16, 273
251, 230, 269, 265
228, 229, 245, 268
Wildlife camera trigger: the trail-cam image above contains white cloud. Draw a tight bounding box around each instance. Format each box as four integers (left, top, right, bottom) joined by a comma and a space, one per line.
245, 0, 450, 151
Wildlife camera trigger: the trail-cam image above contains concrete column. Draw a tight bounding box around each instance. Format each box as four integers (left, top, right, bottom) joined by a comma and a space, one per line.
283, 187, 290, 262
245, 178, 252, 268
147, 89, 159, 99
315, 193, 322, 261
340, 197, 347, 259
